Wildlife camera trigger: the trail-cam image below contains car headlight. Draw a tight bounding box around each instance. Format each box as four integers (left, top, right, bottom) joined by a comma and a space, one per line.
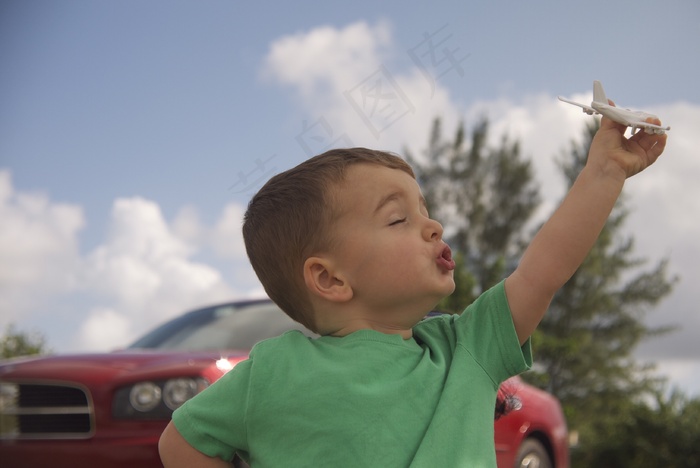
129, 382, 161, 412
163, 378, 200, 410
113, 377, 208, 420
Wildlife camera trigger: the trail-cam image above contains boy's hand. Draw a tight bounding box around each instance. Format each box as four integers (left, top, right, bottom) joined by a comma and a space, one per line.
588, 104, 667, 180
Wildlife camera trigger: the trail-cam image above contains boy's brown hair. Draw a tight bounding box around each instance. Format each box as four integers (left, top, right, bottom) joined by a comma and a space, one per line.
242, 147, 415, 332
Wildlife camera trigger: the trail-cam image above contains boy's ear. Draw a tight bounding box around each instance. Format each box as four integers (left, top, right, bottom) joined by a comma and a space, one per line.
303, 256, 353, 303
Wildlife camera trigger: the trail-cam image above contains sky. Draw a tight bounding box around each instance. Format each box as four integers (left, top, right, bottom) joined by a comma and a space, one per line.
1, 1, 699, 396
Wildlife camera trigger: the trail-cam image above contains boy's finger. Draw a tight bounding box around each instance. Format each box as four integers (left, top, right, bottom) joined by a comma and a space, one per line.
629, 117, 666, 143
638, 133, 667, 156
600, 115, 627, 134
645, 116, 663, 127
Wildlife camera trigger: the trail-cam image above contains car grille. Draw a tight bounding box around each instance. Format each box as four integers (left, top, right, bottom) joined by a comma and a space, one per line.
0, 382, 94, 439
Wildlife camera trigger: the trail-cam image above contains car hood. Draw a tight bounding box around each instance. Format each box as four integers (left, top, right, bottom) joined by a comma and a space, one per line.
0, 350, 250, 386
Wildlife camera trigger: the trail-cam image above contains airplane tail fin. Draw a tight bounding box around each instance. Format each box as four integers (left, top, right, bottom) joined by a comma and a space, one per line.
593, 80, 607, 104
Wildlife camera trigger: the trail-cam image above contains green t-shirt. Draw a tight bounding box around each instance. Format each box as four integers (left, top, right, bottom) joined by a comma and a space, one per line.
173, 281, 532, 467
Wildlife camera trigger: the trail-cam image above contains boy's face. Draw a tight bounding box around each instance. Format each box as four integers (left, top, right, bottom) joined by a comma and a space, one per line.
328, 163, 456, 319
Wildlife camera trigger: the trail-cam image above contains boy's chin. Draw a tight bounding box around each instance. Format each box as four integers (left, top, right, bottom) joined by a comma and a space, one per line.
428, 284, 456, 307
441, 280, 457, 296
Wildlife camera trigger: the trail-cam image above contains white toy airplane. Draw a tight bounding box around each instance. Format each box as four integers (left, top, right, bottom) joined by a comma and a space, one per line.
558, 81, 670, 135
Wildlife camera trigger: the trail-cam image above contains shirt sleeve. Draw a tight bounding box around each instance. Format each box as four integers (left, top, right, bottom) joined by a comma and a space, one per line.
171, 358, 253, 462
454, 280, 532, 384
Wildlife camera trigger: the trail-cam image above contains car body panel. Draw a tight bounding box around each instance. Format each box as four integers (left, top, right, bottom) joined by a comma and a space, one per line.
494, 377, 569, 467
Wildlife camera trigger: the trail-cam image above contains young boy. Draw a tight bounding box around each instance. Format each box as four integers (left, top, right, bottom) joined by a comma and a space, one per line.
159, 114, 666, 467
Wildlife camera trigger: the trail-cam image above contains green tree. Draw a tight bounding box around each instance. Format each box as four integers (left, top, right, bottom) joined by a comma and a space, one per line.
0, 324, 50, 359
405, 117, 540, 312
581, 388, 700, 468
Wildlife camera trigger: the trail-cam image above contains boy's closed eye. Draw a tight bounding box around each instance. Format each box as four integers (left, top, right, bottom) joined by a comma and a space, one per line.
389, 217, 407, 226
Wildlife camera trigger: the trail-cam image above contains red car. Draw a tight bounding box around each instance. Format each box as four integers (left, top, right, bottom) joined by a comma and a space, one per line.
0, 299, 569, 467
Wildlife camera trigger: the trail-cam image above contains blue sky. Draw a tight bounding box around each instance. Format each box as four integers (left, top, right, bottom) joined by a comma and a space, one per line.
2, 1, 699, 396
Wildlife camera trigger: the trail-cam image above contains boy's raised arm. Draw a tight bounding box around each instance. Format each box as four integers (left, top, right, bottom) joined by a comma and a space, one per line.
505, 115, 667, 345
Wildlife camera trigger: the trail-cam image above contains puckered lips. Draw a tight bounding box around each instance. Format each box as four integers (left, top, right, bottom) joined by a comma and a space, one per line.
436, 244, 456, 271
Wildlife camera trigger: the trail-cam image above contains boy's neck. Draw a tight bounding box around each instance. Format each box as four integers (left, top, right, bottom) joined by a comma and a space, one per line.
322, 318, 415, 339
311, 295, 437, 340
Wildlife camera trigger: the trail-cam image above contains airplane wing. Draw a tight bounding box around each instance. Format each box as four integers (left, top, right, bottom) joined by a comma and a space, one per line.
630, 120, 671, 135
557, 96, 598, 115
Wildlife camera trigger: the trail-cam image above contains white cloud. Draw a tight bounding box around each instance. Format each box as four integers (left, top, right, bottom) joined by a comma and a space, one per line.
77, 197, 239, 350
263, 20, 392, 103
0, 171, 84, 327
172, 204, 203, 245
209, 203, 247, 260
0, 175, 260, 352
171, 202, 249, 261
78, 307, 131, 351
264, 20, 461, 156
623, 101, 700, 235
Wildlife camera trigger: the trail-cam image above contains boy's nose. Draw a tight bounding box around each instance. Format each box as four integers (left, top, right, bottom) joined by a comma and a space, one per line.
423, 218, 444, 241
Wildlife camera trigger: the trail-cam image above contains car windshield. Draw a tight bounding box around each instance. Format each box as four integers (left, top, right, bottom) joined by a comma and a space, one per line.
127, 300, 316, 351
